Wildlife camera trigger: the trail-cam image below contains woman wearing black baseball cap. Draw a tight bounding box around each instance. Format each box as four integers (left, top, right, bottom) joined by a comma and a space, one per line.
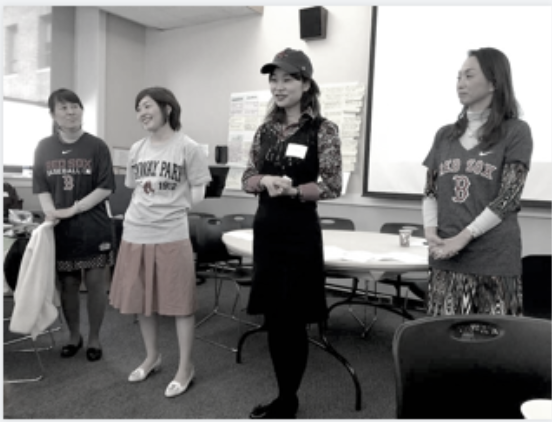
242, 48, 343, 418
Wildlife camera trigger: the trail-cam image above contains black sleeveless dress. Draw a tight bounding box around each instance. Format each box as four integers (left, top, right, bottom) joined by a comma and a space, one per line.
247, 117, 327, 323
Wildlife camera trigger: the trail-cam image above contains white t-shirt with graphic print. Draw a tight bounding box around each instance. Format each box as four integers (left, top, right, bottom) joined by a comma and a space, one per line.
122, 131, 211, 244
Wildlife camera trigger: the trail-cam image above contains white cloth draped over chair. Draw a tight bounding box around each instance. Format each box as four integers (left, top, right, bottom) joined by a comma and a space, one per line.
9, 221, 59, 339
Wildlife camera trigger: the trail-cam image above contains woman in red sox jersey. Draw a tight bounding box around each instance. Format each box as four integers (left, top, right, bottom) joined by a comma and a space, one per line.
422, 48, 533, 316
33, 89, 115, 361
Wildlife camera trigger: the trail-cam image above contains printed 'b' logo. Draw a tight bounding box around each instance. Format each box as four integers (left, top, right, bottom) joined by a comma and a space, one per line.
452, 175, 471, 203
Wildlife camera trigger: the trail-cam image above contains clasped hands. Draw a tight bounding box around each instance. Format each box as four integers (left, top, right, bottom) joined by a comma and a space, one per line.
45, 202, 79, 225
426, 228, 472, 260
260, 175, 296, 198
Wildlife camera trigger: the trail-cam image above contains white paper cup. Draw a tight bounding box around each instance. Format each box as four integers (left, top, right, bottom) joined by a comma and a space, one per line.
399, 229, 412, 247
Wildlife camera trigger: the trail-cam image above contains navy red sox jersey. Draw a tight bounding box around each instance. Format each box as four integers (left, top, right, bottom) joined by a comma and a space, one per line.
33, 132, 115, 261
423, 119, 533, 277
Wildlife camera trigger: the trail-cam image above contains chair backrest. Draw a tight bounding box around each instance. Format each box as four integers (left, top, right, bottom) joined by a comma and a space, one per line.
4, 236, 30, 292
522, 255, 552, 320
188, 213, 216, 252
108, 174, 134, 217
380, 223, 423, 238
393, 315, 552, 419
221, 214, 255, 230
3, 182, 23, 220
319, 217, 355, 231
195, 217, 241, 264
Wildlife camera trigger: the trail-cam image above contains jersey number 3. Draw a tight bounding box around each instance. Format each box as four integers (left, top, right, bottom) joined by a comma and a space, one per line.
62, 174, 75, 191
452, 175, 471, 203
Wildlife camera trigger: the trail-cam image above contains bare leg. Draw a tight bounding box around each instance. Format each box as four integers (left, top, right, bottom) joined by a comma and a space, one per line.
172, 314, 195, 384
83, 266, 109, 349
136, 314, 161, 369
58, 270, 82, 344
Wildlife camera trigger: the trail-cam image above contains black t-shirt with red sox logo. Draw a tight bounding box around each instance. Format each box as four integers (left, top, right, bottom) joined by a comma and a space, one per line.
423, 119, 533, 277
33, 132, 115, 261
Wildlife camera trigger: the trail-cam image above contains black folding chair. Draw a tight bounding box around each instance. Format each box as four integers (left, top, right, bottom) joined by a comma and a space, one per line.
188, 212, 216, 285
194, 217, 258, 352
378, 223, 428, 317
321, 218, 371, 335
4, 235, 60, 384
393, 315, 551, 419
522, 255, 552, 319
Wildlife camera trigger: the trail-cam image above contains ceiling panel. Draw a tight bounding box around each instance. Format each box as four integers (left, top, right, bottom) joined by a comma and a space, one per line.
99, 6, 263, 30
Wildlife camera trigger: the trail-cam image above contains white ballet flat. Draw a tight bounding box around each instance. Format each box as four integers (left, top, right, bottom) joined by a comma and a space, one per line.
164, 367, 195, 398
128, 355, 162, 383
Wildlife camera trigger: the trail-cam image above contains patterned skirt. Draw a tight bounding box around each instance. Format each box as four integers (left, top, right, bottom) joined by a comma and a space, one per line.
426, 268, 523, 316
57, 250, 115, 273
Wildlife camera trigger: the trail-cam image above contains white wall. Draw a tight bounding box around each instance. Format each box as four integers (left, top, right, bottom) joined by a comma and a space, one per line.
51, 7, 75, 92
105, 13, 147, 150
74, 7, 106, 139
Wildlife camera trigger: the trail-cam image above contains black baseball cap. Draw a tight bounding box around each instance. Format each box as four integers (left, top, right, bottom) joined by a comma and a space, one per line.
260, 48, 313, 79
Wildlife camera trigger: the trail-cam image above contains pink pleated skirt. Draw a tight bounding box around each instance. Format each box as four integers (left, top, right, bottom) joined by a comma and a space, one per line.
109, 239, 196, 317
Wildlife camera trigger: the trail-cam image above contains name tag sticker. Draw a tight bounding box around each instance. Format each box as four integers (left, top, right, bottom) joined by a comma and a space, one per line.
285, 144, 307, 159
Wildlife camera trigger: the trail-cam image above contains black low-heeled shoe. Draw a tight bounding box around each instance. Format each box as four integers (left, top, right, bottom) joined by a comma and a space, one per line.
60, 336, 83, 358
86, 347, 103, 362
249, 398, 298, 419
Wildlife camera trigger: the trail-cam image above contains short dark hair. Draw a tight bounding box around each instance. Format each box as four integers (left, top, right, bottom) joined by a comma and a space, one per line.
452, 47, 520, 149
265, 73, 321, 124
135, 87, 182, 131
48, 88, 83, 113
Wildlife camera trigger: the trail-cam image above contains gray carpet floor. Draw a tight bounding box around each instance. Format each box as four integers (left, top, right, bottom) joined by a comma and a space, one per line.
4, 279, 422, 419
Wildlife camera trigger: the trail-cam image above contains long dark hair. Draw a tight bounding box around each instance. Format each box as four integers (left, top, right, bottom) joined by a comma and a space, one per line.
265, 73, 321, 124
135, 87, 182, 131
451, 48, 520, 150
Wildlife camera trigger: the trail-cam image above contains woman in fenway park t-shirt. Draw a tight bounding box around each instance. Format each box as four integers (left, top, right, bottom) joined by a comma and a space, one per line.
33, 88, 115, 362
109, 87, 211, 399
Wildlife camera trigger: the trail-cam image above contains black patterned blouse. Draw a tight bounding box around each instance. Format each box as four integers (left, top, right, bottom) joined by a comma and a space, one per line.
242, 108, 342, 201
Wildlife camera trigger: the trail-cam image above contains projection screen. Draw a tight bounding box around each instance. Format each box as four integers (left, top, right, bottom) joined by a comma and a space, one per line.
364, 6, 552, 206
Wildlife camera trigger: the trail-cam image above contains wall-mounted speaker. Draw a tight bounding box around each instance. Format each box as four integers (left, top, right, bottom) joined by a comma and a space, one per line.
299, 6, 328, 41
215, 145, 228, 164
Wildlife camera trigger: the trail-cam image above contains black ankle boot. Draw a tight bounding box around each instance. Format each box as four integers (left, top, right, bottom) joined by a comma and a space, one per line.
249, 397, 299, 419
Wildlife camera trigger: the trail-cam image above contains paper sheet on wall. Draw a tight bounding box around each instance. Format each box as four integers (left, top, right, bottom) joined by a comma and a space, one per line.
199, 143, 209, 157
112, 147, 130, 168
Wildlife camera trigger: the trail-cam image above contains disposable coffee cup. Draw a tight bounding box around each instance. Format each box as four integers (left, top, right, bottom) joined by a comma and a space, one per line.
399, 229, 412, 247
